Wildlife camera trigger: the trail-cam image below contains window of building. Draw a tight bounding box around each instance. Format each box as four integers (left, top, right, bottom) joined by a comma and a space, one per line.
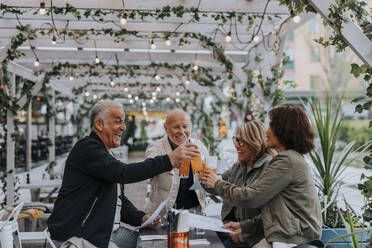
310, 75, 322, 90
310, 46, 320, 62
283, 48, 294, 70
309, 19, 320, 34
285, 31, 294, 41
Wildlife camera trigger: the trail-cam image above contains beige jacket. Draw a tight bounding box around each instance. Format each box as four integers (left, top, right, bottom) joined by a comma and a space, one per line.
145, 136, 208, 215
215, 149, 322, 245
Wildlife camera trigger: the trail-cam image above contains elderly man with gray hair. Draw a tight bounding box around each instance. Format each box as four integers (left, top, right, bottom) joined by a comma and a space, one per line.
48, 100, 200, 248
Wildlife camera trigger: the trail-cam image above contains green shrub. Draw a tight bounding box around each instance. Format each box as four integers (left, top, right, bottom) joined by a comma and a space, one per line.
339, 120, 372, 148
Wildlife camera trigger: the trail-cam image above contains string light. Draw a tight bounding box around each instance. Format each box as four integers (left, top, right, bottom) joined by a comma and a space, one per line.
154, 74, 160, 81
193, 65, 198, 71
166, 97, 171, 102
51, 36, 57, 45
165, 39, 172, 46
124, 87, 128, 92
69, 75, 74, 81
156, 87, 161, 92
253, 36, 260, 43
290, 10, 301, 23
150, 40, 156, 50
152, 92, 156, 96
128, 94, 132, 99
120, 13, 127, 25
142, 102, 146, 106
110, 80, 115, 87
93, 94, 98, 99
129, 99, 134, 104
225, 31, 232, 42
175, 98, 180, 103
34, 59, 40, 67
134, 96, 139, 101
152, 96, 156, 101
293, 15, 301, 23
150, 99, 154, 103
39, 1, 46, 15
84, 91, 90, 97
176, 92, 180, 96
185, 80, 190, 85
94, 56, 100, 64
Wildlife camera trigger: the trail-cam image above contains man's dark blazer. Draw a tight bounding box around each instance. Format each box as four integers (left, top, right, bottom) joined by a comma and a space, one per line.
48, 131, 172, 247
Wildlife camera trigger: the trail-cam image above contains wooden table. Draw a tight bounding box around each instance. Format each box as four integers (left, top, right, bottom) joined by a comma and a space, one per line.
138, 227, 224, 248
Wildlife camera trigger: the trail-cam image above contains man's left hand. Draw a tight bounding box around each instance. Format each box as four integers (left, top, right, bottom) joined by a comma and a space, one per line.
142, 215, 160, 229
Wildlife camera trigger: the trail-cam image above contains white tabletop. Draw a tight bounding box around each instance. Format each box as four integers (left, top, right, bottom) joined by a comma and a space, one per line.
19, 179, 62, 189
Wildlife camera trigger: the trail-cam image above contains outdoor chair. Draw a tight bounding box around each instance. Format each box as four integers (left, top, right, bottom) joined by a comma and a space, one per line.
0, 202, 24, 248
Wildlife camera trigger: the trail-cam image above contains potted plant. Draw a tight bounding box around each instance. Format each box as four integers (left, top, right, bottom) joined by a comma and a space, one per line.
306, 97, 372, 244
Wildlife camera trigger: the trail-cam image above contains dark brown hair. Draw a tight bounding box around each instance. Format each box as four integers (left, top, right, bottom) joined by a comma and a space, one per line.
269, 105, 315, 154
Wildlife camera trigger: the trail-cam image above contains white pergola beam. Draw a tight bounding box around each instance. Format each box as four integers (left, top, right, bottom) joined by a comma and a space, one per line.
48, 90, 56, 164
3, 0, 290, 14
6, 71, 16, 206
17, 77, 45, 109
308, 0, 372, 67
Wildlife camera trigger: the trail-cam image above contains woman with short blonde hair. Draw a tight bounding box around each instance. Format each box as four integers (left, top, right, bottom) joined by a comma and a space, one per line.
205, 120, 274, 248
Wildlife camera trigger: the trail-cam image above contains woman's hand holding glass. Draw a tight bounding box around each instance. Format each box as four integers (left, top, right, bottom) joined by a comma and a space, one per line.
201, 171, 221, 188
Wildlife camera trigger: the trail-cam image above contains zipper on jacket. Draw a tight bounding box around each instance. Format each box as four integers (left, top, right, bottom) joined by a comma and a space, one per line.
81, 198, 98, 227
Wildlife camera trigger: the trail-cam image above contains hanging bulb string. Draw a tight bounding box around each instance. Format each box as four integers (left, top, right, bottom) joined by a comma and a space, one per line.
233, 0, 271, 44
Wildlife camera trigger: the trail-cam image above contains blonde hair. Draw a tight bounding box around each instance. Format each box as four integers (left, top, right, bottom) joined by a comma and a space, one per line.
235, 120, 274, 160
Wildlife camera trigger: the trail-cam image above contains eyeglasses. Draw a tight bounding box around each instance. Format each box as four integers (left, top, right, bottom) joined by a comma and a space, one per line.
232, 136, 248, 147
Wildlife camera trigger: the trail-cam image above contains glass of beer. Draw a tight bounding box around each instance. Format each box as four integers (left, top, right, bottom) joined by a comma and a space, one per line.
205, 156, 217, 174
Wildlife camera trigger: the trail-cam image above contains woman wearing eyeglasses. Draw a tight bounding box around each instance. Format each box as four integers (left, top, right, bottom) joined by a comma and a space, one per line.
202, 106, 322, 248
204, 120, 275, 248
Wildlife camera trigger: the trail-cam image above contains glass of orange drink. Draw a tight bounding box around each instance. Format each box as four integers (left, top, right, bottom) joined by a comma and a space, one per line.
205, 156, 217, 174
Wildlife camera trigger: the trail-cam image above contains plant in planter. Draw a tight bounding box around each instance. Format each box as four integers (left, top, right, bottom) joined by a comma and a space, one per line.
307, 97, 372, 226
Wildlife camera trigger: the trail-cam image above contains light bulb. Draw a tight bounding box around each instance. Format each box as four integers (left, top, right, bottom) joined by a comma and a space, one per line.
142, 102, 146, 106
51, 36, 57, 45
185, 80, 190, 85
175, 98, 180, 103
129, 99, 134, 103
193, 65, 198, 71
253, 36, 260, 42
225, 32, 232, 42
152, 96, 156, 100
110, 80, 115, 87
156, 87, 161, 92
120, 13, 127, 25
293, 15, 301, 23
166, 97, 170, 102
85, 91, 90, 97
94, 56, 100, 64
93, 94, 97, 99
69, 75, 74, 81
150, 40, 156, 50
34, 59, 40, 67
124, 87, 128, 92
165, 39, 171, 46
39, 2, 46, 15
154, 75, 160, 80
152, 92, 156, 96
128, 94, 132, 99
176, 92, 180, 96
150, 99, 154, 103
134, 96, 139, 101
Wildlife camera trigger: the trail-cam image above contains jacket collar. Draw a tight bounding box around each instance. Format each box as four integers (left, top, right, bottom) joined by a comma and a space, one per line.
239, 152, 272, 169
89, 131, 107, 149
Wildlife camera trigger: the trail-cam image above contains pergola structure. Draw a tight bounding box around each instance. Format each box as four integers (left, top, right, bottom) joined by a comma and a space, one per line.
0, 0, 371, 205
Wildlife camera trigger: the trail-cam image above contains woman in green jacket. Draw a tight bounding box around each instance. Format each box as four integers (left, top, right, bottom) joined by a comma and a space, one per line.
205, 121, 274, 247
202, 105, 322, 248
